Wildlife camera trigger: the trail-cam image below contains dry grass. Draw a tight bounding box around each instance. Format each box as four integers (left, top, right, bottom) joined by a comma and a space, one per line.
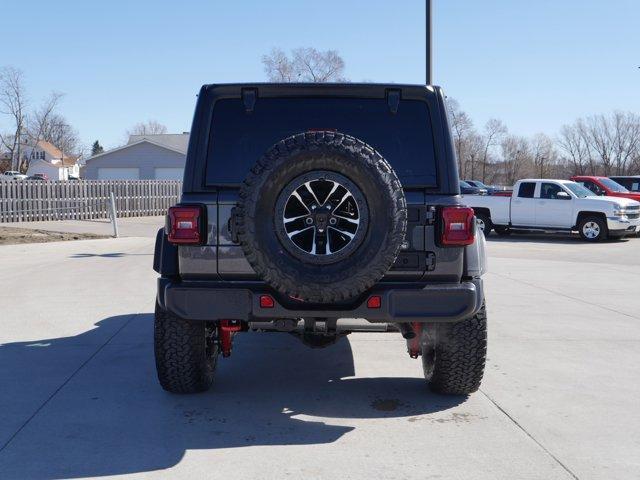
0, 226, 109, 245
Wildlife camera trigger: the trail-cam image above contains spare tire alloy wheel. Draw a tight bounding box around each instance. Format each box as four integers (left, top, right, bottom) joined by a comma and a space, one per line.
275, 171, 369, 264
237, 131, 407, 303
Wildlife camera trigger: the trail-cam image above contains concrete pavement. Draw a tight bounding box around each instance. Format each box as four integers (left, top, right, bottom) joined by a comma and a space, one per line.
0, 232, 638, 479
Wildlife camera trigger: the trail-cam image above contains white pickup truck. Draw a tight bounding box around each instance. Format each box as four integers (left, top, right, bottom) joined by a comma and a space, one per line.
464, 179, 640, 241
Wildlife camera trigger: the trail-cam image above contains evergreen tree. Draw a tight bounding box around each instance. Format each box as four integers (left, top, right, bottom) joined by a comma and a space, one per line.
91, 140, 104, 156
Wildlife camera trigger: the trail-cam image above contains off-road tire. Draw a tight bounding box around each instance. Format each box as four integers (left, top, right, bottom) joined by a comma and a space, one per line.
237, 131, 407, 303
578, 215, 608, 242
475, 212, 493, 236
154, 301, 218, 393
421, 303, 487, 395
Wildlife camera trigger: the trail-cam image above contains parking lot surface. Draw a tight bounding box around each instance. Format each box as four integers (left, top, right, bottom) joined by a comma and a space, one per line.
0, 230, 638, 479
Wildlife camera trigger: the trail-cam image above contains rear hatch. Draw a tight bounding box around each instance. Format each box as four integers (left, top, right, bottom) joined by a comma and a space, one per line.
179, 84, 463, 284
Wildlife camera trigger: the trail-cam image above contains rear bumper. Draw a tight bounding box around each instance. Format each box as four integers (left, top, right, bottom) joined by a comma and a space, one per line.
158, 278, 484, 323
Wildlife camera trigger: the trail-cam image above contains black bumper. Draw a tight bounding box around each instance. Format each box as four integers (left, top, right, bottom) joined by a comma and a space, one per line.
158, 278, 484, 323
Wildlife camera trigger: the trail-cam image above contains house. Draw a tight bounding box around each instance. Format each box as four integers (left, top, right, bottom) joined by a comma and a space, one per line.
23, 140, 80, 180
0, 151, 11, 172
83, 133, 189, 180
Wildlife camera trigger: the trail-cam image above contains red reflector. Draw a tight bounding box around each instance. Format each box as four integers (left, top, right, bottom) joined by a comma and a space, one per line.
259, 295, 275, 308
168, 206, 202, 244
367, 295, 382, 309
441, 206, 475, 246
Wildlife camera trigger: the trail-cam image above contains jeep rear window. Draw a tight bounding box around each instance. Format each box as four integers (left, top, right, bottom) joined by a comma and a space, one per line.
205, 97, 437, 187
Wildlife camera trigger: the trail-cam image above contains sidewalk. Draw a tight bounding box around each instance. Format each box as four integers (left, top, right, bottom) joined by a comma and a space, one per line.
0, 216, 164, 238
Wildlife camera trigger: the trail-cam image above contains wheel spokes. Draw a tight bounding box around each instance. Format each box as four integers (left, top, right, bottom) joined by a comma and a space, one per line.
283, 213, 310, 224
291, 190, 313, 212
281, 174, 362, 256
328, 226, 356, 240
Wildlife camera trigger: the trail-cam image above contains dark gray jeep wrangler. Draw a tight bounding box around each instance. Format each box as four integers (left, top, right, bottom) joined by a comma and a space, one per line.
153, 83, 487, 395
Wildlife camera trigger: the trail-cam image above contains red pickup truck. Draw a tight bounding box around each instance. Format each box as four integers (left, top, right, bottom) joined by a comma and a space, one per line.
570, 176, 640, 202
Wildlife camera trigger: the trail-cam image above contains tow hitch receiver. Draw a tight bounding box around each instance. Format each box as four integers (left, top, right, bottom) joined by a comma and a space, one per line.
219, 320, 242, 357
407, 322, 423, 359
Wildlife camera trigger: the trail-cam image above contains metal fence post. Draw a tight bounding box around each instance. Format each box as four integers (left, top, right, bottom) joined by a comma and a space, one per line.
109, 192, 119, 238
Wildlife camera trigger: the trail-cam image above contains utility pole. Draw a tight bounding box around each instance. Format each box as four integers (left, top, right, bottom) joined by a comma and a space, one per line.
52, 122, 70, 180
426, 0, 432, 85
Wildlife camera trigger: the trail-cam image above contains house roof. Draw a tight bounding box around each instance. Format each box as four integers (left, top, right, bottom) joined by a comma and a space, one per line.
127, 133, 189, 153
28, 140, 80, 167
37, 140, 63, 158
85, 134, 189, 163
33, 141, 78, 165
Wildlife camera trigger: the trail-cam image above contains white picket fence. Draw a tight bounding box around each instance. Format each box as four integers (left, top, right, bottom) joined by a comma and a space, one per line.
0, 179, 182, 223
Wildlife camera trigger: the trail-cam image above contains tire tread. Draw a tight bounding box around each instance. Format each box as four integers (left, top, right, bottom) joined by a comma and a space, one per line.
426, 304, 487, 395
154, 302, 217, 394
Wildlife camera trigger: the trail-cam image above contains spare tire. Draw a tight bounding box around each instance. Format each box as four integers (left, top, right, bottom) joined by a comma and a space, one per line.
237, 131, 407, 303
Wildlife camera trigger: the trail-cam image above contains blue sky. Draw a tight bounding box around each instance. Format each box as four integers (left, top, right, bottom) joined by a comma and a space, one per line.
2, 0, 639, 150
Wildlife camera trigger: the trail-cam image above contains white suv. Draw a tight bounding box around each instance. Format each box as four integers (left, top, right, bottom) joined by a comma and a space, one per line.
2, 171, 28, 180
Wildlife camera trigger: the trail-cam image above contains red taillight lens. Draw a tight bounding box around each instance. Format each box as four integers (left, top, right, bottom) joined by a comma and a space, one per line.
167, 205, 203, 244
441, 206, 475, 246
367, 295, 382, 309
259, 295, 275, 308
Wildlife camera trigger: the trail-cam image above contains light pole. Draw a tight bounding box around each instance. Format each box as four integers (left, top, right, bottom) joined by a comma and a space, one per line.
426, 0, 432, 85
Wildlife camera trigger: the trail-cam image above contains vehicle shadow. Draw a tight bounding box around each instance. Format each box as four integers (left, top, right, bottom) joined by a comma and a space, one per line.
0, 314, 464, 479
69, 252, 153, 258
486, 232, 632, 244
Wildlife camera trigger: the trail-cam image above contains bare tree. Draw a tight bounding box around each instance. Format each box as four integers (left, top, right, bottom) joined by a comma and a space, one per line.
0, 67, 27, 171
446, 98, 475, 176
262, 47, 347, 82
480, 119, 507, 182
39, 113, 79, 152
583, 114, 616, 175
126, 120, 168, 137
292, 48, 346, 82
500, 135, 532, 185
558, 112, 640, 176
465, 133, 485, 180
531, 133, 557, 178
261, 48, 295, 82
610, 111, 640, 175
558, 121, 591, 175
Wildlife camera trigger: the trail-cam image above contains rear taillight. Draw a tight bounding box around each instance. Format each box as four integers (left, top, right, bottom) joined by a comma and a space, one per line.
440, 206, 475, 246
259, 295, 275, 308
367, 295, 382, 309
167, 205, 203, 244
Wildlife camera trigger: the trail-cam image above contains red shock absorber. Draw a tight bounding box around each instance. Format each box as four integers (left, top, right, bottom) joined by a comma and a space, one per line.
407, 322, 423, 359
219, 320, 242, 357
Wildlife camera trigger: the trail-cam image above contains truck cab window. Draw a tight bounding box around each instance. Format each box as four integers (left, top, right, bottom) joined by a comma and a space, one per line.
518, 182, 536, 198
580, 181, 604, 195
540, 183, 565, 199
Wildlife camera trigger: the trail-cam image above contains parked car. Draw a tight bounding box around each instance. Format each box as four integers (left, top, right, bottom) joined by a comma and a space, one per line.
26, 173, 49, 181
153, 83, 488, 396
464, 179, 640, 241
464, 180, 500, 195
2, 170, 28, 180
460, 180, 487, 195
609, 175, 640, 193
571, 175, 640, 202
490, 189, 514, 197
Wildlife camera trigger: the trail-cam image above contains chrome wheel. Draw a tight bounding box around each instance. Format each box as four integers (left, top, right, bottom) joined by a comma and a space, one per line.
476, 218, 486, 233
275, 171, 369, 264
582, 221, 600, 239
